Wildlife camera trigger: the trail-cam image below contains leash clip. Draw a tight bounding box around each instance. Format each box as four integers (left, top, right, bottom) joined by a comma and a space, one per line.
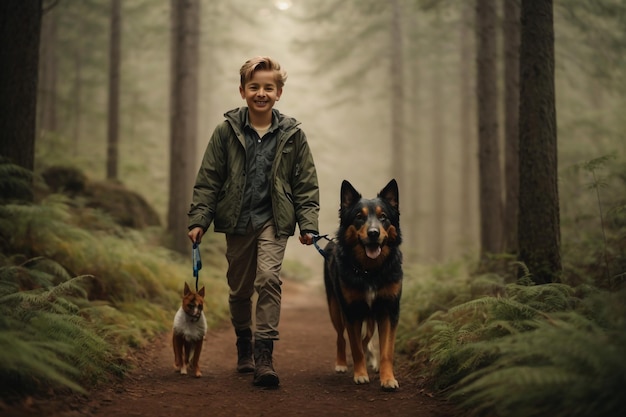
192, 242, 202, 291
312, 234, 332, 259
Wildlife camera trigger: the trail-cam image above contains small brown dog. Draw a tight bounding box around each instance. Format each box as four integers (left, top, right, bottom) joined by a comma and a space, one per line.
172, 282, 207, 377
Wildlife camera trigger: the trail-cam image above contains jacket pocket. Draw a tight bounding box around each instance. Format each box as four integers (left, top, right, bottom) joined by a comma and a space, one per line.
283, 184, 294, 204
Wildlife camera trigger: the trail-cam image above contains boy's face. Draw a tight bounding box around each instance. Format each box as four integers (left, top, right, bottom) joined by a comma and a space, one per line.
239, 70, 282, 117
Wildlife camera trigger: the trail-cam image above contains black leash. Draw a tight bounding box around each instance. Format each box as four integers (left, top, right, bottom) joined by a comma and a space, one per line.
311, 233, 333, 259
192, 242, 202, 291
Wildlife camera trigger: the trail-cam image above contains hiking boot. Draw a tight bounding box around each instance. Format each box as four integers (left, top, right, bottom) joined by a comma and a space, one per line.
253, 340, 279, 387
235, 329, 254, 373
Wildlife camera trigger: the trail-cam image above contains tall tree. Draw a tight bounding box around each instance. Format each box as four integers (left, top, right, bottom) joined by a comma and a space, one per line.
390, 0, 405, 187
0, 0, 43, 171
476, 0, 503, 259
107, 0, 121, 180
503, 0, 521, 255
38, 6, 58, 136
168, 0, 200, 254
459, 1, 476, 253
518, 0, 561, 284
431, 22, 445, 262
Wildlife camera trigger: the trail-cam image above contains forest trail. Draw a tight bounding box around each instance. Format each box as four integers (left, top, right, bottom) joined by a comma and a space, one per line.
4, 279, 464, 417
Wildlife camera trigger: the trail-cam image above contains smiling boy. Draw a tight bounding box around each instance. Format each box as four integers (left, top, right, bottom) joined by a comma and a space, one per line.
187, 56, 320, 387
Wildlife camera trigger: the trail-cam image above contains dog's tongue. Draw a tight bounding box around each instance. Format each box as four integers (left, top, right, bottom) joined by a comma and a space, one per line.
366, 246, 382, 259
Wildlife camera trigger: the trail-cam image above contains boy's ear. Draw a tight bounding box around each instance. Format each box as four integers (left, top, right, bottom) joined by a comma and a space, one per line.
239, 85, 245, 98
276, 87, 283, 101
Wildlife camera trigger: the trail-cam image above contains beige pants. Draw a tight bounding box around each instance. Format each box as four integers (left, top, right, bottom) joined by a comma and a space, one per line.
225, 220, 288, 341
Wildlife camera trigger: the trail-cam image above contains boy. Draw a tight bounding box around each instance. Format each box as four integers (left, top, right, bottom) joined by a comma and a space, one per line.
187, 56, 319, 387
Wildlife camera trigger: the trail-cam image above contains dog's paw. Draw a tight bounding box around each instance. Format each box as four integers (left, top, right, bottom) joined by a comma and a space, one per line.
180, 366, 188, 375
381, 378, 399, 391
194, 370, 202, 378
334, 364, 348, 373
353, 374, 370, 384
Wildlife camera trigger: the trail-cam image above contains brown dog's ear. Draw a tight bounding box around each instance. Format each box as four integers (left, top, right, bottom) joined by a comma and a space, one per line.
184, 282, 191, 295
198, 286, 205, 297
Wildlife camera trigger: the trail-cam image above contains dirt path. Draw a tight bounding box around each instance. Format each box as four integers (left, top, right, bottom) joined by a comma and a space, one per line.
4, 279, 464, 417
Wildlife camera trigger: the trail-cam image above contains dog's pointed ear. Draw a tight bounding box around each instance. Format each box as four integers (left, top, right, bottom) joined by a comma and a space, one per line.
198, 286, 205, 297
340, 180, 361, 212
379, 179, 399, 211
184, 282, 191, 295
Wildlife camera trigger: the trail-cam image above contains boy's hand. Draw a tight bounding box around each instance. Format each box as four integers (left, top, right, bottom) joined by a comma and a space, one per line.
188, 227, 204, 244
299, 233, 314, 246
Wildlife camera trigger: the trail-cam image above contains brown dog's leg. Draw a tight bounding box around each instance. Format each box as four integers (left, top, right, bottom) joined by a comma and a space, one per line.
328, 297, 347, 372
346, 320, 369, 384
181, 340, 191, 375
173, 333, 184, 373
377, 317, 399, 390
190, 340, 204, 377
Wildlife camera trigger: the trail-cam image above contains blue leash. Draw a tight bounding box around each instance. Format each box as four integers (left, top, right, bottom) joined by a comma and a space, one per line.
312, 233, 333, 259
192, 242, 202, 291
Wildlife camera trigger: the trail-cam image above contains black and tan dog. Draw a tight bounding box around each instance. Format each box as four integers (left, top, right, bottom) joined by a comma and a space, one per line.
173, 282, 207, 377
323, 179, 402, 391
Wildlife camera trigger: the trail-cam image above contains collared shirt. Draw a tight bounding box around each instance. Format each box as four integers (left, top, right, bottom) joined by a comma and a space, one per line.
233, 110, 280, 234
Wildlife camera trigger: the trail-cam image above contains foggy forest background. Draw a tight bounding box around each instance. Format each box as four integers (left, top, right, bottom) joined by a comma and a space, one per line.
33, 0, 624, 269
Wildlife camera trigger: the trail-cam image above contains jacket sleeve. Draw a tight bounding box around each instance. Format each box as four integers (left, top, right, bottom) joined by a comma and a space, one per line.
291, 130, 320, 235
187, 124, 227, 231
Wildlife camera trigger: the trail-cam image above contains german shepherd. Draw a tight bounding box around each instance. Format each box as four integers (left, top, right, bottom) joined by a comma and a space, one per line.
172, 282, 207, 377
324, 179, 402, 391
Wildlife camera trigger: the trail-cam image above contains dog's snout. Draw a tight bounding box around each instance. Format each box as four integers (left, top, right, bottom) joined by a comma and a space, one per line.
367, 228, 380, 240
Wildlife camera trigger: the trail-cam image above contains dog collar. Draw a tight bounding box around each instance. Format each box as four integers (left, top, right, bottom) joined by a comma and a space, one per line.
186, 311, 202, 322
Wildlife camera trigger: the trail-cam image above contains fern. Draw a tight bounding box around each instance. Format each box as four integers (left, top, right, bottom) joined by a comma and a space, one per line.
0, 158, 34, 203
451, 319, 626, 417
0, 332, 85, 394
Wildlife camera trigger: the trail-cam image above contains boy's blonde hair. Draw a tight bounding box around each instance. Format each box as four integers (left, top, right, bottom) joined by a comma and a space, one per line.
240, 56, 288, 89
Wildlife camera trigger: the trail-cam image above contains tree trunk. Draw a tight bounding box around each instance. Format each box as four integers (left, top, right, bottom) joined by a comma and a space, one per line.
518, 0, 561, 284
106, 0, 121, 180
476, 0, 503, 258
72, 49, 83, 156
459, 1, 477, 254
503, 0, 521, 255
407, 10, 421, 263
390, 0, 405, 188
38, 7, 58, 136
0, 0, 42, 171
431, 41, 445, 262
168, 0, 200, 254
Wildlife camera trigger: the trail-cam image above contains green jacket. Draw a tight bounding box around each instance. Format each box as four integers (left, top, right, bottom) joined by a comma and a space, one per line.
188, 107, 320, 237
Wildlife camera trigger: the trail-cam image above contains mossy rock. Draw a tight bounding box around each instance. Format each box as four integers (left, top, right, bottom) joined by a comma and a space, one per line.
84, 180, 161, 229
40, 165, 87, 195
40, 166, 161, 229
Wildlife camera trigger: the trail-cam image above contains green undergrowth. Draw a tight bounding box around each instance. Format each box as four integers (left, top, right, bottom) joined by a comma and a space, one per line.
399, 262, 625, 417
0, 194, 229, 399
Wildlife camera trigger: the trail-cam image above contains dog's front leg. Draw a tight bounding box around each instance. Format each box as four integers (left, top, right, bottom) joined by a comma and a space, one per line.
377, 317, 399, 391
346, 320, 369, 384
173, 334, 184, 373
190, 341, 203, 377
